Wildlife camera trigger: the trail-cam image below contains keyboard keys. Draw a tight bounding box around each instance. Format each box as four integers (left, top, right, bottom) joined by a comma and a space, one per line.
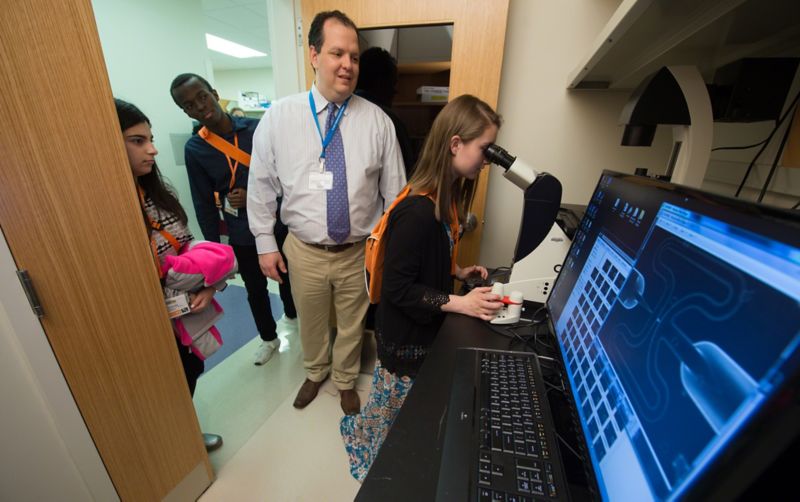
503, 433, 514, 452
471, 352, 564, 501
516, 457, 541, 470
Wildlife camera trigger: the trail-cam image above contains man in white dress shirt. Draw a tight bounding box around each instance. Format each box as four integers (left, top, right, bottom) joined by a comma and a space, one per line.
248, 10, 405, 415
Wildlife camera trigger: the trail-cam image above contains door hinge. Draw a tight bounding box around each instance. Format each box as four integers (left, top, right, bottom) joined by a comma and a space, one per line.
296, 19, 303, 47
16, 269, 44, 318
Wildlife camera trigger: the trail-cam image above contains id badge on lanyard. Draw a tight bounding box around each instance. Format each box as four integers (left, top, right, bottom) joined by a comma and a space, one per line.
308, 91, 348, 191
309, 157, 334, 190
223, 197, 239, 217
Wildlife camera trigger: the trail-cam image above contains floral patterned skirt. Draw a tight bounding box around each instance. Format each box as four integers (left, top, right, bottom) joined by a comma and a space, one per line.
340, 361, 415, 482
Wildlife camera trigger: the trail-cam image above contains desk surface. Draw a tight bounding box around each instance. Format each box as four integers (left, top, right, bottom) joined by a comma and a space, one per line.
355, 313, 797, 501
356, 314, 519, 501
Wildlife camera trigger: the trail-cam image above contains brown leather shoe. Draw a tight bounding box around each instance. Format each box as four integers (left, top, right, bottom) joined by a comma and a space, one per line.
340, 389, 361, 415
293, 378, 326, 409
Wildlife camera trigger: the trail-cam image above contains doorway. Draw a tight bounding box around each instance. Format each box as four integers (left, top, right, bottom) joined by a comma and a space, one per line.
357, 24, 454, 176
90, 0, 304, 472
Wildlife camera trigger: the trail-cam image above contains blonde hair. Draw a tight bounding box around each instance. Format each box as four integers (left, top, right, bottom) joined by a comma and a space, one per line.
408, 94, 502, 224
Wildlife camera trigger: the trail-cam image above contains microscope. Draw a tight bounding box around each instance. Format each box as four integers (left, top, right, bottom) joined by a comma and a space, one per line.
482, 144, 569, 323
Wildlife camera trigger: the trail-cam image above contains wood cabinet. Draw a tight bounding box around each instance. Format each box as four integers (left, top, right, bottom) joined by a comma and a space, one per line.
392, 61, 450, 162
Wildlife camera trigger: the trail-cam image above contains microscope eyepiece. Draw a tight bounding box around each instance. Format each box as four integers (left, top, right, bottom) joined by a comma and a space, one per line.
484, 143, 516, 170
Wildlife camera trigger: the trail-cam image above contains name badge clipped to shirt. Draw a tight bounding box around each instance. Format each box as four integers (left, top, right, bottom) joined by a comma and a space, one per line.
223, 196, 239, 217
309, 158, 333, 191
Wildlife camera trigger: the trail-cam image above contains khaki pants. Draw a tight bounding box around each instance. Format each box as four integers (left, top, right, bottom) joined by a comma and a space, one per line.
283, 232, 369, 390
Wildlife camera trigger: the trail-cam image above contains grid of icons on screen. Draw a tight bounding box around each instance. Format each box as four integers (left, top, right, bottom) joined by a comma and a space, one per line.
563, 256, 635, 461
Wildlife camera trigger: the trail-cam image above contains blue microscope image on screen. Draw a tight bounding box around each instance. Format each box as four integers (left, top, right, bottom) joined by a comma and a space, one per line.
553, 181, 800, 502
596, 204, 800, 497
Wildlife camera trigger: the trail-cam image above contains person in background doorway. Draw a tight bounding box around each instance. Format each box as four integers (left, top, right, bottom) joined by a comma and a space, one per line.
340, 94, 504, 481
355, 46, 415, 178
114, 98, 225, 452
247, 10, 406, 416
170, 73, 298, 366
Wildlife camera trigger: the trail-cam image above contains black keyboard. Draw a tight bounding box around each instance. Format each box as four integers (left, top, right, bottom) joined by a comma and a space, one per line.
437, 349, 568, 502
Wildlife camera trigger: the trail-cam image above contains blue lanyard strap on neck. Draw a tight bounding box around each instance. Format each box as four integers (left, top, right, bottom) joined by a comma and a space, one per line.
309, 91, 350, 159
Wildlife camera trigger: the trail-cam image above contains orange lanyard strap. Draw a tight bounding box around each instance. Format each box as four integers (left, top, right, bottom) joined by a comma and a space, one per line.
448, 199, 460, 275
198, 126, 250, 191
137, 187, 182, 277
214, 134, 239, 208
226, 133, 239, 191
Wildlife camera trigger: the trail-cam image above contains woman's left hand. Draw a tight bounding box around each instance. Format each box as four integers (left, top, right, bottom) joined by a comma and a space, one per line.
455, 264, 489, 282
189, 287, 215, 312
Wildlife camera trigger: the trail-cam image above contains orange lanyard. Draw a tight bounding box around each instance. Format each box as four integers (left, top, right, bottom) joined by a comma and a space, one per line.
138, 187, 181, 277
225, 133, 239, 191
448, 199, 460, 275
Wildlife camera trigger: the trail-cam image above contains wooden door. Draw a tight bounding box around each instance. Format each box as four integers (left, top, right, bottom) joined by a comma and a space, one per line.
0, 0, 212, 499
301, 0, 511, 268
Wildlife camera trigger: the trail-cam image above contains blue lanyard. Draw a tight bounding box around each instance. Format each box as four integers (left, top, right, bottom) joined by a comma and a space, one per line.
443, 222, 454, 256
309, 91, 350, 160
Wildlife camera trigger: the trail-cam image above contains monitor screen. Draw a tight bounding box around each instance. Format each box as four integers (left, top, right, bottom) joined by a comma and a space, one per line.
546, 171, 800, 501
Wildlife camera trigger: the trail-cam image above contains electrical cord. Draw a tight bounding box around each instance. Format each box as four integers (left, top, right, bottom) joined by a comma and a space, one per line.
556, 432, 583, 461
735, 89, 800, 197
711, 139, 768, 152
486, 323, 537, 351
544, 379, 565, 393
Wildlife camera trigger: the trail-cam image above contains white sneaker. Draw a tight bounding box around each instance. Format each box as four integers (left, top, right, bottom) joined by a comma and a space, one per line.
276, 314, 298, 336
254, 339, 280, 365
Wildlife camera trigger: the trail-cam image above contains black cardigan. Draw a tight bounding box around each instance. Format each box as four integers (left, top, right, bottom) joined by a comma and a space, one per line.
376, 195, 454, 377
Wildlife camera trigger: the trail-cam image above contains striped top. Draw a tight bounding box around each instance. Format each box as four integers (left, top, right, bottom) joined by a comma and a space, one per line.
141, 193, 194, 267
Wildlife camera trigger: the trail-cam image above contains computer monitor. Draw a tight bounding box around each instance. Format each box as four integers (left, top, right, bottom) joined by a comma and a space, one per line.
546, 171, 800, 501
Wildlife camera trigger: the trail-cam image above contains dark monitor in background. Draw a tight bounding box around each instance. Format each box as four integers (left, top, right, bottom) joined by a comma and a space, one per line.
708, 57, 799, 123
546, 171, 800, 501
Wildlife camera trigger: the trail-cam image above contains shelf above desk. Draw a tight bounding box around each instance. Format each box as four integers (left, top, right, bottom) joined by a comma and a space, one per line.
393, 101, 447, 107
397, 61, 451, 74
568, 0, 800, 90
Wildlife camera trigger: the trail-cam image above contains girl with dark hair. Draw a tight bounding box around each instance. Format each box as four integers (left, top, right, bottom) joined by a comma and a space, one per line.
340, 94, 504, 481
114, 98, 223, 452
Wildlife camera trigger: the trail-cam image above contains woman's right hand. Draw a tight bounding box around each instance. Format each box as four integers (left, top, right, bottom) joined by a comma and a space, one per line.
443, 286, 503, 321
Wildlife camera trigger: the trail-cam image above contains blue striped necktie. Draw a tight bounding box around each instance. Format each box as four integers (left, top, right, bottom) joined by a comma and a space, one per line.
325, 103, 350, 244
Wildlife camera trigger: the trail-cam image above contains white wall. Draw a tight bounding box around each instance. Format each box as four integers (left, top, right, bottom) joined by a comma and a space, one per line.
214, 67, 275, 105
480, 0, 675, 267
268, 0, 306, 99
92, 0, 208, 239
